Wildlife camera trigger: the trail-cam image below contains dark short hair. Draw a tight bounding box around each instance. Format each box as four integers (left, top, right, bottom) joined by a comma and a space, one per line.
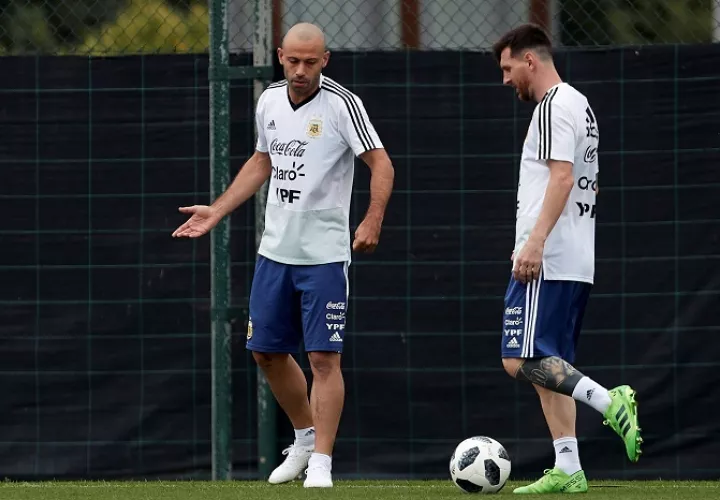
492, 23, 552, 64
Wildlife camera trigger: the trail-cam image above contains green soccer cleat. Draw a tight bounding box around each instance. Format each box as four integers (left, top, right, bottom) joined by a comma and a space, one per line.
603, 385, 643, 463
513, 468, 588, 494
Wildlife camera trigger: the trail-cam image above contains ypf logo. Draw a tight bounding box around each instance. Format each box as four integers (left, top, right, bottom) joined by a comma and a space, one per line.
576, 202, 596, 218
276, 188, 301, 203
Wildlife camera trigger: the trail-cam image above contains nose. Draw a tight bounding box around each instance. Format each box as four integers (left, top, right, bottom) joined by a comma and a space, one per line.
503, 75, 512, 86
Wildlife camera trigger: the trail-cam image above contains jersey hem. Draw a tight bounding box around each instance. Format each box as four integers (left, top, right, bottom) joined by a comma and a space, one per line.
542, 155, 575, 164
257, 249, 351, 266
355, 145, 383, 156
264, 203, 345, 214
541, 273, 594, 285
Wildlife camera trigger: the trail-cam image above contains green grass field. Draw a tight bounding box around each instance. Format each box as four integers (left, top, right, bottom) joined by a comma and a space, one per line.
0, 480, 717, 500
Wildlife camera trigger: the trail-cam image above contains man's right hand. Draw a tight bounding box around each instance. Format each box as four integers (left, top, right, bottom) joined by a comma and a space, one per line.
172, 205, 222, 238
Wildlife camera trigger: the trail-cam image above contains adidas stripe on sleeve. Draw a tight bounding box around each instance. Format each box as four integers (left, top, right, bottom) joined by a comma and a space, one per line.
323, 80, 383, 156
536, 86, 575, 164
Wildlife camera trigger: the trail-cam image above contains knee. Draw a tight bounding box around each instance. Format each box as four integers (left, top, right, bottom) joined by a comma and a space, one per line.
252, 351, 287, 370
308, 352, 341, 380
502, 358, 522, 378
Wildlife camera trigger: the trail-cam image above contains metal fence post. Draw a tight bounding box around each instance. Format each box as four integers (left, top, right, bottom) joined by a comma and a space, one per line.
253, 0, 277, 480
209, 0, 232, 481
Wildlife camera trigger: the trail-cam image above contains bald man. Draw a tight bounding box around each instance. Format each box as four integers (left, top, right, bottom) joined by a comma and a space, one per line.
172, 23, 394, 487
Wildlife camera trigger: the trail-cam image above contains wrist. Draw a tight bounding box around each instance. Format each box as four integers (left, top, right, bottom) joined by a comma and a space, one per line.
364, 210, 384, 225
209, 204, 227, 220
528, 231, 547, 245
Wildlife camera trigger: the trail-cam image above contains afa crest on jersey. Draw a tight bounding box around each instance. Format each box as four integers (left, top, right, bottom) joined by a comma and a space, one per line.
307, 118, 323, 138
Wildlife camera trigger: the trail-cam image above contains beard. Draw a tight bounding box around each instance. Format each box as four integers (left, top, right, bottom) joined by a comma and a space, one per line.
290, 75, 318, 95
515, 82, 531, 101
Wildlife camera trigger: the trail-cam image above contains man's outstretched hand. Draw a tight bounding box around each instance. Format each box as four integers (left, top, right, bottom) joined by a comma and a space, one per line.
172, 205, 222, 238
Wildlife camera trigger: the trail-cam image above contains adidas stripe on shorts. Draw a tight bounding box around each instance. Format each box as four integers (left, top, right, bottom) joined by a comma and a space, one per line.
500, 268, 591, 364
246, 255, 349, 354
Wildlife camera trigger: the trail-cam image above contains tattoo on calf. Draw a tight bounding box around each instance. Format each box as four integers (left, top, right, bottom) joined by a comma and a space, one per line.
514, 356, 584, 396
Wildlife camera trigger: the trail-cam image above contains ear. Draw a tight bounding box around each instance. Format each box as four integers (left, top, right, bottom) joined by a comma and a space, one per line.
277, 47, 283, 64
322, 50, 330, 68
523, 50, 536, 70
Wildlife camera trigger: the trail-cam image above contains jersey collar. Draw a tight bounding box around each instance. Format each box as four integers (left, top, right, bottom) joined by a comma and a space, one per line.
287, 74, 323, 111
540, 82, 563, 101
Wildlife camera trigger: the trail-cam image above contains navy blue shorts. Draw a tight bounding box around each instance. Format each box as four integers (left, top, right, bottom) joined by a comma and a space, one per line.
246, 255, 349, 354
501, 269, 591, 363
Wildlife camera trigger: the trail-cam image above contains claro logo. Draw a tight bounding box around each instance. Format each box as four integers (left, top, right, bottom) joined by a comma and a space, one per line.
577, 176, 597, 191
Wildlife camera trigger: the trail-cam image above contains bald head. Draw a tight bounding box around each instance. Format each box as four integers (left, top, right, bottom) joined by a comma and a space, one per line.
282, 23, 326, 51
278, 23, 329, 101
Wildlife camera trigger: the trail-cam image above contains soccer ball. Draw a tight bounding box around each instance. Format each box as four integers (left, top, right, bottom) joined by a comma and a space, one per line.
449, 436, 511, 494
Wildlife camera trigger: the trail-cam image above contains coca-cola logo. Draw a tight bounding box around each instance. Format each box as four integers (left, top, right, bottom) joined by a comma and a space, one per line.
270, 139, 308, 157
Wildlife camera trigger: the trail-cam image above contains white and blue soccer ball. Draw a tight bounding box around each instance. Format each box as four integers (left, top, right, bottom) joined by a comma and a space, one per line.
449, 436, 511, 494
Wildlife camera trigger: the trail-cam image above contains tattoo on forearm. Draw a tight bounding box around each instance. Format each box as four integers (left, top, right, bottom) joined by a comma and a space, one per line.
514, 357, 584, 396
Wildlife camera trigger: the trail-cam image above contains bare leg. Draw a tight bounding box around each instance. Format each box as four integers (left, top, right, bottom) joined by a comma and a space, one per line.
535, 385, 576, 440
252, 352, 313, 429
503, 357, 578, 439
504, 358, 583, 476
307, 351, 344, 456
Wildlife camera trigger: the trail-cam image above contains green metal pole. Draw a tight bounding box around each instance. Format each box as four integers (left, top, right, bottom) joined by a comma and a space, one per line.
209, 0, 232, 481
253, 0, 277, 480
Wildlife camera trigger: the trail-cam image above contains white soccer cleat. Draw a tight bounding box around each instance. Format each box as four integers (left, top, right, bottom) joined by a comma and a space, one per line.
267, 443, 314, 484
303, 464, 333, 488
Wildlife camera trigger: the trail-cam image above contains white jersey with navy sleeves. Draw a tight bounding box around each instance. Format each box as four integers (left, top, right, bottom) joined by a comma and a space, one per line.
514, 82, 599, 284
254, 74, 383, 265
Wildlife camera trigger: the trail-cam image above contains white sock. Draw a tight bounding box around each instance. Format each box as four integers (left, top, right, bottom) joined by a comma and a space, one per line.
571, 376, 612, 414
554, 437, 582, 475
294, 427, 315, 446
308, 452, 332, 471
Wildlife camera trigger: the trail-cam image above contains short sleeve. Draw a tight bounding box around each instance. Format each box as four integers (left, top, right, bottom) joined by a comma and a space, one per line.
338, 94, 383, 156
537, 100, 576, 163
255, 92, 268, 153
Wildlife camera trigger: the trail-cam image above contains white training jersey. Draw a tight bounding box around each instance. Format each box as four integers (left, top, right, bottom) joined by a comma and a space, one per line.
514, 82, 599, 284
253, 74, 382, 265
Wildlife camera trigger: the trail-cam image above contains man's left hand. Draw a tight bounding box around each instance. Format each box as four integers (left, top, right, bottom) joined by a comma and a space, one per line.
353, 217, 382, 253
513, 237, 544, 284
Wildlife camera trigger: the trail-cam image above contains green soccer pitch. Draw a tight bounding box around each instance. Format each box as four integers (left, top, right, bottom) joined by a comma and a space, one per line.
0, 480, 717, 500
